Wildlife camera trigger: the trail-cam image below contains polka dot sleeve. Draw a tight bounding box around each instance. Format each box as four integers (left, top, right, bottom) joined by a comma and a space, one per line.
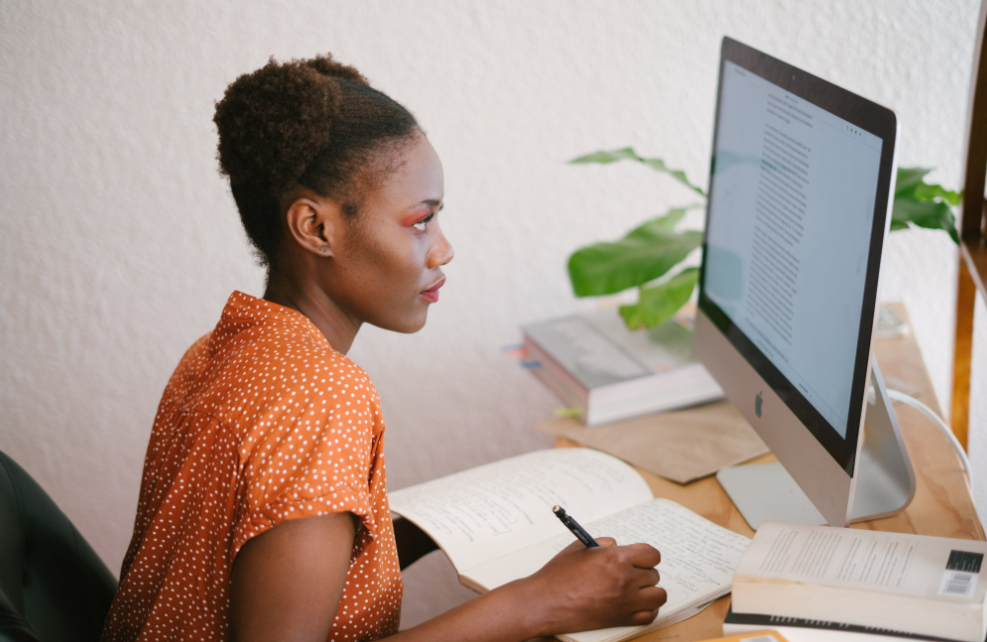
231, 381, 380, 563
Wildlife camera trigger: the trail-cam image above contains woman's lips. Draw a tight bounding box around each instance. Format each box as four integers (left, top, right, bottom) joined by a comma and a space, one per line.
420, 277, 445, 303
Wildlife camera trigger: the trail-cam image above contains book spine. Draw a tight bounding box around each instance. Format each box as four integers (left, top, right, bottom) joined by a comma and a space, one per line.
723, 618, 958, 642
522, 336, 591, 420
731, 579, 982, 642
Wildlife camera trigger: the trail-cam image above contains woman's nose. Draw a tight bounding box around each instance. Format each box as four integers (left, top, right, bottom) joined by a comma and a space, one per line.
427, 229, 454, 269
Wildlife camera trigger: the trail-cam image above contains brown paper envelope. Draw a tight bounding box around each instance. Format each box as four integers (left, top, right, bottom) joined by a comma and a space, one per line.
536, 401, 768, 485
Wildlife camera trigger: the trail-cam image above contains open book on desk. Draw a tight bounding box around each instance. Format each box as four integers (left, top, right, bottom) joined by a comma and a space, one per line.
388, 449, 751, 642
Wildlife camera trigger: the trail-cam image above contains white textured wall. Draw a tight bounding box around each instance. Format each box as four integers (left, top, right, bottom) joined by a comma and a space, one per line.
1, 0, 983, 627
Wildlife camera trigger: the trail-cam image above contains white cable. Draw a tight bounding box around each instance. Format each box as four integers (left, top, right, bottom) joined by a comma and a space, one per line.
887, 389, 973, 501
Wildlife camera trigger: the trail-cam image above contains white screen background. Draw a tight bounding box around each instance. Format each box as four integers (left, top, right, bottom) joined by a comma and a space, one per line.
704, 62, 883, 438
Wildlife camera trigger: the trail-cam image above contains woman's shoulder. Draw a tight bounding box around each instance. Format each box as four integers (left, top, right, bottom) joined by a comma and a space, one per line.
250, 321, 376, 394
213, 322, 383, 436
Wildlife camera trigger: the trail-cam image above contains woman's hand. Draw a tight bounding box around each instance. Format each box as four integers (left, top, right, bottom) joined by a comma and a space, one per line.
517, 537, 667, 637
382, 536, 665, 642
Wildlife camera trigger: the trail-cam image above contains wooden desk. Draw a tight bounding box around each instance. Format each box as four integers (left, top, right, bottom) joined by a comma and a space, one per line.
552, 307, 983, 641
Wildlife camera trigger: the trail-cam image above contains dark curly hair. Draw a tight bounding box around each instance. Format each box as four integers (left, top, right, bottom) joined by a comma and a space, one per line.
213, 54, 419, 268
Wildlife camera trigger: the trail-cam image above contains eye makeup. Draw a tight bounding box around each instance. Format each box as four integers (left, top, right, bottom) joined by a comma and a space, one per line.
399, 209, 432, 227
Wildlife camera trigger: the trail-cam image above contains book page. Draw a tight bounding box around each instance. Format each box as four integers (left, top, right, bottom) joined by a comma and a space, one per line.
736, 521, 987, 604
465, 498, 751, 642
388, 448, 652, 571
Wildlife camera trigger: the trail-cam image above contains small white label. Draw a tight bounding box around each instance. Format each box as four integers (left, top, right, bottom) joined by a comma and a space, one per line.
740, 636, 780, 642
939, 569, 978, 598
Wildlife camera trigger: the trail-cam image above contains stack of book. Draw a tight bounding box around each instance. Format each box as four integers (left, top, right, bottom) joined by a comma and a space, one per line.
726, 522, 987, 642
521, 309, 722, 426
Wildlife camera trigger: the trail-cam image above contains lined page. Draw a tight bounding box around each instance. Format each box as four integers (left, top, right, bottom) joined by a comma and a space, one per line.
388, 449, 652, 571
466, 499, 751, 642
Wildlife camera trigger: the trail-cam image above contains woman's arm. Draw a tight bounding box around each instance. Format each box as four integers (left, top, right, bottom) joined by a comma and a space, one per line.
229, 513, 357, 642
230, 515, 666, 642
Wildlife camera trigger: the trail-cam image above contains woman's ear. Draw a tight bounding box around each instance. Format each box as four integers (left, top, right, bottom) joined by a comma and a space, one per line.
283, 194, 344, 258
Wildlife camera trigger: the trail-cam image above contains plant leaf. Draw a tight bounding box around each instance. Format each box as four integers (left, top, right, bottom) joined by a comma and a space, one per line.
627, 207, 689, 235
891, 196, 959, 244
568, 211, 702, 296
889, 167, 960, 244
569, 147, 706, 197
894, 167, 961, 204
913, 182, 961, 206
894, 167, 932, 198
569, 148, 641, 165
619, 268, 699, 329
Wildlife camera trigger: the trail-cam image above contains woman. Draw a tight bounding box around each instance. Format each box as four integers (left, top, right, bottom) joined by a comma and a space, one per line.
102, 54, 666, 642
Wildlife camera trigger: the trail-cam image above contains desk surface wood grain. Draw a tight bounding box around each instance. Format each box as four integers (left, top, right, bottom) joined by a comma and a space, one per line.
549, 305, 982, 642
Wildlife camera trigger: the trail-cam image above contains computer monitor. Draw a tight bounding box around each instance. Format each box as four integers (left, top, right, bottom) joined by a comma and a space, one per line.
694, 37, 915, 529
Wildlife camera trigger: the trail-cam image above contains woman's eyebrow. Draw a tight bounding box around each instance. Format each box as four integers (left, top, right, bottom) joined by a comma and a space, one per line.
401, 200, 443, 219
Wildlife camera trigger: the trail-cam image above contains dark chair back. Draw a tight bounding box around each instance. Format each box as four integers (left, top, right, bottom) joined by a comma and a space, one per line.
0, 450, 117, 642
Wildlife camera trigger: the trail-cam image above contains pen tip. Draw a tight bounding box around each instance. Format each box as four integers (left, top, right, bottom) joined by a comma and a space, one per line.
552, 505, 561, 514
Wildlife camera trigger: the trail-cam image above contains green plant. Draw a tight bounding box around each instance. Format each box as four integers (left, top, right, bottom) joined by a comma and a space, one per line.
567, 147, 962, 330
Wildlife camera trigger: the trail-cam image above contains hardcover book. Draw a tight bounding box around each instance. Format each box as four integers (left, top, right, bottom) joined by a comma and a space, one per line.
724, 606, 978, 641
731, 521, 987, 642
521, 310, 723, 426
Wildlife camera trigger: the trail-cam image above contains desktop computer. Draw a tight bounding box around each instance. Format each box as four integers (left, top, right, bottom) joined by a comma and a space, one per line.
694, 37, 915, 529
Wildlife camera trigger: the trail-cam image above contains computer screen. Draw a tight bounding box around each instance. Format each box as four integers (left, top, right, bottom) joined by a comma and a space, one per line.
704, 60, 882, 440
697, 38, 897, 482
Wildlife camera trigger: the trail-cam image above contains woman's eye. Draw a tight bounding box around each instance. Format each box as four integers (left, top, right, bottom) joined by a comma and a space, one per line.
413, 213, 434, 232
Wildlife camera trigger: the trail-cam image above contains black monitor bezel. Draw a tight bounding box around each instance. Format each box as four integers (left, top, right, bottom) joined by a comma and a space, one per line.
698, 37, 897, 476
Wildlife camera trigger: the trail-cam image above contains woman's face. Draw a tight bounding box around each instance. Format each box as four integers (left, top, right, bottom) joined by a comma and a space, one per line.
324, 134, 453, 334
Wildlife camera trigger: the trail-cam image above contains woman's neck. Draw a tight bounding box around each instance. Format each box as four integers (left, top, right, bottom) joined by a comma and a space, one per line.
263, 267, 361, 354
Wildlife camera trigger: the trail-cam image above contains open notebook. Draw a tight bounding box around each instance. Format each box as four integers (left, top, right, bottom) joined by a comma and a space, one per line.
389, 449, 750, 642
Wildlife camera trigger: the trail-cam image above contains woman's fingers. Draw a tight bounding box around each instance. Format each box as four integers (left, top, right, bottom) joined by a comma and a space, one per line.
627, 609, 660, 626
636, 586, 668, 609
632, 566, 660, 588
529, 540, 668, 635
622, 542, 661, 568
622, 587, 668, 625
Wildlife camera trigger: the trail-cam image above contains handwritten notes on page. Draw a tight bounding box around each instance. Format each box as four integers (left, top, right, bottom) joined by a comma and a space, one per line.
467, 499, 750, 604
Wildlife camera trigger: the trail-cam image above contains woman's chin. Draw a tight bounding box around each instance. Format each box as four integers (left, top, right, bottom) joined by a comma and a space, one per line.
373, 309, 429, 334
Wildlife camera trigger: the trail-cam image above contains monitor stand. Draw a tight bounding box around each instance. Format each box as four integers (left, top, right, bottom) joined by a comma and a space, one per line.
717, 359, 916, 530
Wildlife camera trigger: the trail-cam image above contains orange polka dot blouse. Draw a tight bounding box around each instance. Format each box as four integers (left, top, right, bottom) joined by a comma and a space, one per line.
102, 291, 402, 641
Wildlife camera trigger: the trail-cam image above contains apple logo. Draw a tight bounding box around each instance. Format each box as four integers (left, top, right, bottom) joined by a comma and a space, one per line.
755, 391, 763, 418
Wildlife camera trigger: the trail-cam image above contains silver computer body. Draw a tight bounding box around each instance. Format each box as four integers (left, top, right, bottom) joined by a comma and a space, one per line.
694, 38, 914, 529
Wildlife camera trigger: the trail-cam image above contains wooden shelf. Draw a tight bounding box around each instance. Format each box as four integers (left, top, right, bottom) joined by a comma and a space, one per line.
961, 230, 987, 302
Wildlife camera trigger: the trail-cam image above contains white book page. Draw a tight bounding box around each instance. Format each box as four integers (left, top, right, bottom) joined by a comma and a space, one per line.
388, 449, 653, 571
736, 522, 987, 604
466, 499, 751, 642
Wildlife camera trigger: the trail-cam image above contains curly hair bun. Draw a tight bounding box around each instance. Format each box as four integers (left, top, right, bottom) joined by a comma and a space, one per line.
214, 53, 418, 269
304, 56, 368, 85
214, 54, 367, 194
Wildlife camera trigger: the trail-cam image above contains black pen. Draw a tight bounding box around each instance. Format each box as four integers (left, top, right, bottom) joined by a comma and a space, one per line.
552, 505, 599, 548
